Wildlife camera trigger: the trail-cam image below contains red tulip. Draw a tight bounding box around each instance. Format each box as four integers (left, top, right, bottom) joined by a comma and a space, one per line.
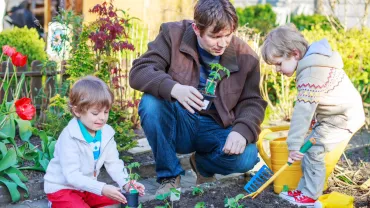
11, 52, 27, 67
2, 45, 17, 57
15, 98, 36, 120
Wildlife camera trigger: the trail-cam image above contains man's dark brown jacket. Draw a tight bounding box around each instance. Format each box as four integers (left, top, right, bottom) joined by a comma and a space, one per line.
129, 20, 267, 143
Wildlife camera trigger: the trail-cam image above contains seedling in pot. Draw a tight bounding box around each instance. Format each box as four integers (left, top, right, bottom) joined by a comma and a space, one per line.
122, 162, 141, 208
200, 63, 230, 110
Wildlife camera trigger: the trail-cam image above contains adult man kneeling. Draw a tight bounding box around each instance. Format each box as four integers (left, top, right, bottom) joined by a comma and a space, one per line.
129, 0, 267, 195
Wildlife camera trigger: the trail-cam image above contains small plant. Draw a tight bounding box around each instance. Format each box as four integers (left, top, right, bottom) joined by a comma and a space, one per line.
155, 188, 181, 208
205, 63, 230, 95
192, 186, 204, 196
123, 162, 141, 208
224, 194, 244, 208
195, 202, 206, 208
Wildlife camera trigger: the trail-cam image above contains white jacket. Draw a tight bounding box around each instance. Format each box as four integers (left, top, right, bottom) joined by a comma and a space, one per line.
44, 118, 129, 195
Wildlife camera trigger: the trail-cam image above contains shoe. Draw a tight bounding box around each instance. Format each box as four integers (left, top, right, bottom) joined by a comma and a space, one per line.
279, 189, 302, 197
156, 175, 181, 195
189, 153, 216, 185
279, 192, 316, 207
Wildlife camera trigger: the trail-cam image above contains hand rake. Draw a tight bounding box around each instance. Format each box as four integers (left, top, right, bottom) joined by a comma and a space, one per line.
244, 138, 316, 199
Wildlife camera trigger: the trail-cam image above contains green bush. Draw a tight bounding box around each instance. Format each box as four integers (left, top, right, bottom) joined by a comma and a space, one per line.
0, 27, 47, 64
292, 14, 338, 31
236, 4, 276, 35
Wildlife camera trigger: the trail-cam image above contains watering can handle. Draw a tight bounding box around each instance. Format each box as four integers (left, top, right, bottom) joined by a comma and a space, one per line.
256, 129, 273, 168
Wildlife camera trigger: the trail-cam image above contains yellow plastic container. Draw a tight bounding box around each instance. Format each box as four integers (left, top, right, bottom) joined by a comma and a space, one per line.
314, 191, 354, 208
257, 125, 351, 193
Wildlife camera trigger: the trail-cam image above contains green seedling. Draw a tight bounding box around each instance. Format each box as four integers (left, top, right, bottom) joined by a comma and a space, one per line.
195, 202, 206, 208
205, 63, 230, 95
192, 186, 204, 196
126, 162, 141, 192
224, 194, 244, 208
155, 188, 181, 208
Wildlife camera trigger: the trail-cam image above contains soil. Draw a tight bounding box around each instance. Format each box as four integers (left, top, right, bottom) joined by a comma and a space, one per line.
142, 177, 301, 208
9, 128, 370, 207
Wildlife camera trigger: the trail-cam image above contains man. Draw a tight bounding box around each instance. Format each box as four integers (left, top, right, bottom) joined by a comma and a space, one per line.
129, 0, 267, 194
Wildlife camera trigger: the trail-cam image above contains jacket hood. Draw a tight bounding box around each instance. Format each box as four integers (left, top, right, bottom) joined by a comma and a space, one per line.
296, 39, 344, 75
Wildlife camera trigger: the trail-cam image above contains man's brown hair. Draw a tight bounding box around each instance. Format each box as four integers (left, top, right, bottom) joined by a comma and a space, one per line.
194, 0, 238, 35
69, 76, 114, 116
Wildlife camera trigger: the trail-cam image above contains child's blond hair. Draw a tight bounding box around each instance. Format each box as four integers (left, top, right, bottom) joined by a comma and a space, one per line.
69, 76, 114, 116
261, 24, 309, 64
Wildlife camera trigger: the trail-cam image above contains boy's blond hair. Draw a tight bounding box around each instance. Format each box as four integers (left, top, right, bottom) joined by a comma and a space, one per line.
261, 24, 308, 64
69, 76, 114, 116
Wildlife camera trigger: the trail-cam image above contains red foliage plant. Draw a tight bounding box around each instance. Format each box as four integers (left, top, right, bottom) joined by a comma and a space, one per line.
89, 1, 135, 53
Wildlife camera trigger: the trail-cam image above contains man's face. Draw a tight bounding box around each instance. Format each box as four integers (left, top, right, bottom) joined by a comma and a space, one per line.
192, 23, 233, 56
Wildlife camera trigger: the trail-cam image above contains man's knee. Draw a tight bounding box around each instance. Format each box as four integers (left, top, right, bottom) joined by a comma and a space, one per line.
139, 94, 168, 119
236, 144, 259, 172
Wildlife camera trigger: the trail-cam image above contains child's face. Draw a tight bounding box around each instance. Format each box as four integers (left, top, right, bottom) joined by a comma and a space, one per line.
75, 106, 110, 135
270, 55, 299, 77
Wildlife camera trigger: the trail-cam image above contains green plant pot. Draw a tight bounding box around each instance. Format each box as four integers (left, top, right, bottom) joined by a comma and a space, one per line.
122, 191, 139, 208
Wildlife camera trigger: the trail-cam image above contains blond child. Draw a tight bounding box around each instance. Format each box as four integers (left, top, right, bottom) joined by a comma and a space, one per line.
44, 76, 145, 208
261, 25, 365, 207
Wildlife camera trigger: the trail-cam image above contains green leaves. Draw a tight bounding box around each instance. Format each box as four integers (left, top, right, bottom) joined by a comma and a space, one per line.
192, 186, 204, 196
195, 202, 206, 208
0, 148, 17, 172
15, 119, 32, 142
224, 194, 245, 208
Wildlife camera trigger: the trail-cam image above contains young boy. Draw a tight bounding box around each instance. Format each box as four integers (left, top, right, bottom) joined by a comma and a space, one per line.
261, 25, 365, 206
44, 76, 145, 208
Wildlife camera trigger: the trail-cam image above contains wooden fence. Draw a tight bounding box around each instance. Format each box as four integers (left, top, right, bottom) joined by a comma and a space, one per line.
0, 60, 66, 113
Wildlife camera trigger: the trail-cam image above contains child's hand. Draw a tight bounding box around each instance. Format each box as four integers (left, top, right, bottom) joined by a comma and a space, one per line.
288, 150, 304, 163
123, 180, 146, 196
102, 184, 126, 203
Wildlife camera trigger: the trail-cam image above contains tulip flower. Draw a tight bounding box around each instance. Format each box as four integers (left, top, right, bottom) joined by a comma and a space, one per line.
15, 98, 36, 120
11, 52, 28, 67
2, 45, 17, 57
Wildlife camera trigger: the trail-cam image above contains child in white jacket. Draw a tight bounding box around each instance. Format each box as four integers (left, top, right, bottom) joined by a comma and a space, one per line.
44, 76, 145, 207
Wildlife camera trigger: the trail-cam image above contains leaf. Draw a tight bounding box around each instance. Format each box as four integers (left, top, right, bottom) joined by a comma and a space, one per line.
195, 202, 205, 208
156, 192, 170, 200
0, 148, 17, 172
5, 167, 28, 182
38, 130, 49, 153
48, 141, 56, 159
0, 176, 20, 202
15, 119, 32, 142
5, 172, 29, 198
235, 194, 244, 202
0, 141, 7, 156
38, 157, 49, 172
0, 116, 15, 139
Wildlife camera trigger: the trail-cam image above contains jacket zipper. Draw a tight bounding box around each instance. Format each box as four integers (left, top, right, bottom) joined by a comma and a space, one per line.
73, 136, 114, 178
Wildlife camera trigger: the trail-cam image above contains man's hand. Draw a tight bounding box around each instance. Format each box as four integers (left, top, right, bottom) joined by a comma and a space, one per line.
223, 131, 246, 155
288, 150, 304, 163
123, 180, 145, 196
102, 184, 126, 203
171, 83, 204, 113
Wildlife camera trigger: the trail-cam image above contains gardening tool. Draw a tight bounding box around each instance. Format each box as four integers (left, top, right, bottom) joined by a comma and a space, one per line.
313, 191, 354, 208
244, 138, 316, 199
256, 125, 351, 193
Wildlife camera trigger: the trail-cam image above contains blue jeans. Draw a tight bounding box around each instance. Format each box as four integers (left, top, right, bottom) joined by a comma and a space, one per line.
138, 94, 259, 181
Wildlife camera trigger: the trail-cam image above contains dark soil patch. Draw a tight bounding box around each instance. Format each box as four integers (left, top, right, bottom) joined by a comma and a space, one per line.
142, 177, 301, 208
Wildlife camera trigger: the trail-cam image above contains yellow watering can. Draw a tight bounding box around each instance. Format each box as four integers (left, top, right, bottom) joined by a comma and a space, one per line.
314, 191, 354, 208
257, 125, 351, 193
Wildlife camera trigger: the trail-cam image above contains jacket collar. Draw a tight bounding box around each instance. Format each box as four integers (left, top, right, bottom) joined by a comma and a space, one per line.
67, 117, 115, 149
179, 22, 239, 76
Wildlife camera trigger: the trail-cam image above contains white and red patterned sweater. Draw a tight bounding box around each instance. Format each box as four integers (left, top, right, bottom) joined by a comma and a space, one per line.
287, 39, 365, 151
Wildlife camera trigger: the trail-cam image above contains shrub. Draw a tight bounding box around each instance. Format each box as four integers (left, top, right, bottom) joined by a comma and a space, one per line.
291, 14, 339, 31
236, 4, 276, 35
0, 27, 47, 64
